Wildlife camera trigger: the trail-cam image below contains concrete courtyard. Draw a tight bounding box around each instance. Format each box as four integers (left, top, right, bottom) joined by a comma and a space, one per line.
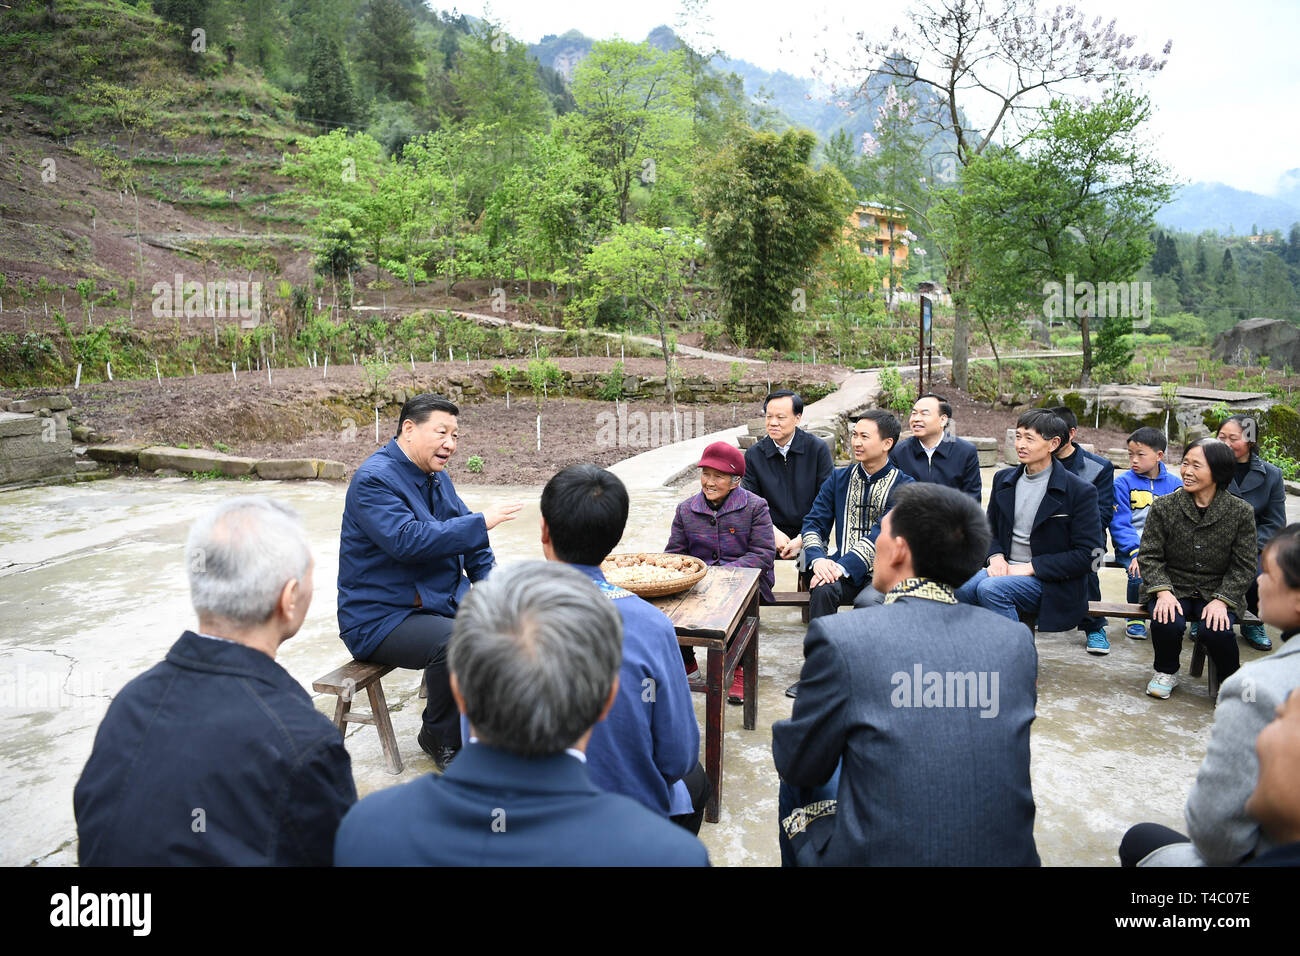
0, 467, 1289, 866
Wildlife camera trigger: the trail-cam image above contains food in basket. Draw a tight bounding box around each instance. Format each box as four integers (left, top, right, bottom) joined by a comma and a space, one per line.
601, 553, 702, 590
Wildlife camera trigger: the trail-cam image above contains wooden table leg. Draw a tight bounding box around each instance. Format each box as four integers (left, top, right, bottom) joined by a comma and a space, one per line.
704, 644, 724, 823
742, 594, 759, 732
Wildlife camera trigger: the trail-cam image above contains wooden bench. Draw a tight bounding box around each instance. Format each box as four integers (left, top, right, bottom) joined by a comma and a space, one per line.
1086, 601, 1263, 701
769, 568, 813, 622
314, 660, 405, 775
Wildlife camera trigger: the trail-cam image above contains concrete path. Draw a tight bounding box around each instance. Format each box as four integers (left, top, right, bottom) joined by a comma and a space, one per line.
444, 309, 764, 364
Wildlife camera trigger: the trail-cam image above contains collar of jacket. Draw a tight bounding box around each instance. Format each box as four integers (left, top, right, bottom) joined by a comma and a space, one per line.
883, 577, 958, 605
759, 428, 809, 458
994, 460, 1069, 530
442, 741, 598, 795
1229, 453, 1268, 493
383, 438, 435, 492
165, 630, 299, 691
857, 459, 894, 482
914, 431, 955, 458
686, 486, 749, 516
1172, 485, 1239, 524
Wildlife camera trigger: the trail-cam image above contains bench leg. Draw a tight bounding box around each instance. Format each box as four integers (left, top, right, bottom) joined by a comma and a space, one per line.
742, 596, 759, 733
1189, 638, 1206, 679
331, 694, 351, 733
367, 681, 404, 775
418, 671, 427, 699
1207, 657, 1220, 702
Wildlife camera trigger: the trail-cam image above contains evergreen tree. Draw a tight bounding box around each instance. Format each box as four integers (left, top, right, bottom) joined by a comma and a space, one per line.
356, 0, 420, 101
297, 37, 358, 131
1287, 223, 1300, 266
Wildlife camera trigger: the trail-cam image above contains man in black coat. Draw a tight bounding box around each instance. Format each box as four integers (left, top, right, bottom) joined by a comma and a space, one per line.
773, 483, 1040, 866
74, 497, 357, 866
1051, 405, 1116, 655
954, 409, 1103, 633
890, 392, 983, 502
741, 390, 833, 564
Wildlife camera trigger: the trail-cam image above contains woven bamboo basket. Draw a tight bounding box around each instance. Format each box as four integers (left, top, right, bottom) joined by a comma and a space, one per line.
600, 552, 707, 598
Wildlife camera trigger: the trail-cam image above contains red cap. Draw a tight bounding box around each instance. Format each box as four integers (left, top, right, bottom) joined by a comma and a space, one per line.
698, 441, 745, 477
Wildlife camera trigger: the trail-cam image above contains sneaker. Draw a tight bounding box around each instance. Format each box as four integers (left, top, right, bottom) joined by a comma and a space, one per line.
785, 682, 800, 699
1241, 623, 1273, 652
1085, 629, 1110, 655
1126, 621, 1148, 640
1146, 671, 1178, 699
728, 666, 744, 705
683, 650, 699, 678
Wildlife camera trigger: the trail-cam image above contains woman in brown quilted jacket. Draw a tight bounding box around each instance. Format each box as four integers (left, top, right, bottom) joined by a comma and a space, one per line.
1138, 438, 1257, 700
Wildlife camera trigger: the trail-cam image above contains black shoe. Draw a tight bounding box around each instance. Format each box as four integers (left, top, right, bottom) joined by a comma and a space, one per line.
785, 682, 799, 699
418, 728, 460, 772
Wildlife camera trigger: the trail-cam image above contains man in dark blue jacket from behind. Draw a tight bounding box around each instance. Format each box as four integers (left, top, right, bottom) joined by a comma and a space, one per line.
773, 483, 1039, 866
337, 394, 523, 770
334, 561, 710, 867
75, 497, 356, 865
539, 465, 706, 832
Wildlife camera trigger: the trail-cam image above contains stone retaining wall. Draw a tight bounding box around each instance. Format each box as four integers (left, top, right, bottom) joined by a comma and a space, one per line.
0, 395, 75, 485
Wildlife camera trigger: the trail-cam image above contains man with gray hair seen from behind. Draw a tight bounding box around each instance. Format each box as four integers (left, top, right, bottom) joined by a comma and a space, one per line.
334, 561, 710, 866
75, 497, 356, 865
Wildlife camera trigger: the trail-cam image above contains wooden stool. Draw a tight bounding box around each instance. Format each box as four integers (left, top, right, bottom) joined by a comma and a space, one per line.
314, 660, 403, 774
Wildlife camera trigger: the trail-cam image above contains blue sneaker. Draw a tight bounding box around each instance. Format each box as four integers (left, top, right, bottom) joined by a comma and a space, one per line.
1241, 623, 1272, 652
1086, 629, 1110, 655
1126, 621, 1148, 640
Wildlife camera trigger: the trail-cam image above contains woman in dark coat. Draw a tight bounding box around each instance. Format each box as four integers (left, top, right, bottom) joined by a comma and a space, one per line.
666, 441, 776, 704
1218, 415, 1287, 651
1138, 438, 1257, 700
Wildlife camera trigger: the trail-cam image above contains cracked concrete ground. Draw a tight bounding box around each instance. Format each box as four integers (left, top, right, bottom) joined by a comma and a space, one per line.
1, 471, 1291, 866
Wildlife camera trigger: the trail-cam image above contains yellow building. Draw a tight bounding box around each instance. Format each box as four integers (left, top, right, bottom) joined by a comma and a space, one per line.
850, 201, 910, 269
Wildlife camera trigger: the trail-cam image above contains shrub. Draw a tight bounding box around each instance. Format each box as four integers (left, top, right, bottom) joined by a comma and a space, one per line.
466, 455, 484, 474
598, 361, 625, 401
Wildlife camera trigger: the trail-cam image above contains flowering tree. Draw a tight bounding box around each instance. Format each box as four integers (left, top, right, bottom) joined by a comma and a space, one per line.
812, 0, 1171, 388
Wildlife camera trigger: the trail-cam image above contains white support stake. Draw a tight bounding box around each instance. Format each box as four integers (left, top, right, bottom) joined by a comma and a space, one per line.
536, 414, 541, 451
448, 346, 453, 362
323, 355, 329, 379
106, 362, 113, 381
74, 363, 82, 390
410, 353, 415, 372
155, 358, 162, 385
374, 407, 380, 444
267, 362, 272, 386
232, 362, 237, 384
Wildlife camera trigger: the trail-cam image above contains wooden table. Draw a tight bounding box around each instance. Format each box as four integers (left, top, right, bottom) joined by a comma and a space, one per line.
650, 566, 760, 823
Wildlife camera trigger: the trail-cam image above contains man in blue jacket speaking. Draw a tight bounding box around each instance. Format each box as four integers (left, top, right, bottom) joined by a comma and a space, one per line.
337, 394, 522, 770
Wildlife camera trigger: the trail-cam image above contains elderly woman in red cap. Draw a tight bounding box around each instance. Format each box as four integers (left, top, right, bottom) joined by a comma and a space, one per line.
666, 440, 776, 703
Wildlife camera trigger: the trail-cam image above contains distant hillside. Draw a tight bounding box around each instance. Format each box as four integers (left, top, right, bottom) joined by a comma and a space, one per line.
1157, 182, 1300, 235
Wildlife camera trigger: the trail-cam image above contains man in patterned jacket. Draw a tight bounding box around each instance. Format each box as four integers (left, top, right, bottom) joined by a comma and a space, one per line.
801, 409, 914, 621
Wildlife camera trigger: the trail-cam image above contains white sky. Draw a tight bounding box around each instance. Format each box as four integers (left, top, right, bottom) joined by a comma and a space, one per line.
459, 0, 1299, 197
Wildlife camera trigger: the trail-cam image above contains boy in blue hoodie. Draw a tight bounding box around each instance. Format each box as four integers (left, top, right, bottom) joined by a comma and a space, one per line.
1112, 427, 1183, 639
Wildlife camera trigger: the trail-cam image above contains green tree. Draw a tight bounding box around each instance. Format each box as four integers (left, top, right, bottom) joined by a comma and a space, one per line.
698, 128, 853, 349
297, 37, 357, 131
450, 22, 550, 177
570, 224, 695, 412
831, 0, 1172, 388
562, 39, 693, 225
956, 90, 1176, 385
356, 0, 420, 101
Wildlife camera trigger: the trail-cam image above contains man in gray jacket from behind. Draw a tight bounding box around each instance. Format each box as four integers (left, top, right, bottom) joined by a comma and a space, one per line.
773, 483, 1040, 866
